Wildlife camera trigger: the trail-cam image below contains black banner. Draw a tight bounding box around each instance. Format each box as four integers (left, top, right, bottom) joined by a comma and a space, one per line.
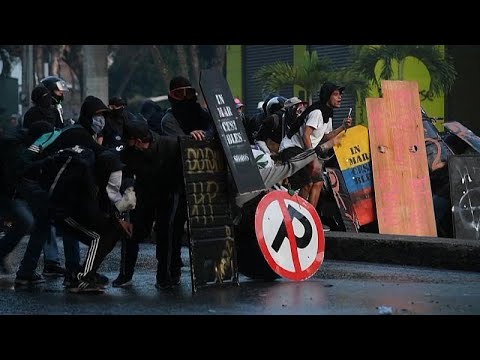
199, 69, 265, 195
180, 137, 239, 292
423, 120, 453, 173
444, 121, 480, 153
448, 155, 480, 240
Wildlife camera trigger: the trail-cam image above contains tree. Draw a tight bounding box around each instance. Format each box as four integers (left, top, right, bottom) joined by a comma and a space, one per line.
254, 50, 333, 104
189, 45, 200, 88
0, 46, 22, 77
174, 45, 189, 79
351, 45, 457, 101
211, 45, 226, 75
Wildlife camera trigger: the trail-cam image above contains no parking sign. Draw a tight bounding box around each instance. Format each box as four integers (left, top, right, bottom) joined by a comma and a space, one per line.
254, 191, 325, 281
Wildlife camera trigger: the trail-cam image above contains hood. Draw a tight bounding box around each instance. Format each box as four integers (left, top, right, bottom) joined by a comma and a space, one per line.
140, 100, 163, 120
31, 85, 52, 108
78, 96, 110, 134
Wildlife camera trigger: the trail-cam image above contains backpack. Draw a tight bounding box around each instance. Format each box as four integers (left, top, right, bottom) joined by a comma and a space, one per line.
39, 145, 97, 218
26, 129, 63, 154
20, 125, 84, 181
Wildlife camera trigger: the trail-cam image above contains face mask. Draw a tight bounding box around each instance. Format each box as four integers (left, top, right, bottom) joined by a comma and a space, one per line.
112, 108, 124, 117
91, 114, 105, 134
296, 104, 306, 116
52, 93, 64, 103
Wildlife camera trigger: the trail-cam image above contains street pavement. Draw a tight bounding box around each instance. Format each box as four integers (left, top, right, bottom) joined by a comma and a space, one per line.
0, 234, 479, 315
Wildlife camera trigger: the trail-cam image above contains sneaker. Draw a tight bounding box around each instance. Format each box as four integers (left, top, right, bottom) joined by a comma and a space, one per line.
155, 276, 180, 290
95, 273, 109, 288
15, 272, 46, 285
323, 224, 331, 232
67, 280, 104, 294
43, 263, 66, 277
155, 281, 173, 290
112, 274, 132, 288
63, 272, 77, 287
172, 274, 181, 286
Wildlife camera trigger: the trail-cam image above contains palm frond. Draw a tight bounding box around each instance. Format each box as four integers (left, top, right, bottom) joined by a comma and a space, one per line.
254, 62, 296, 93
254, 50, 334, 101
352, 45, 457, 99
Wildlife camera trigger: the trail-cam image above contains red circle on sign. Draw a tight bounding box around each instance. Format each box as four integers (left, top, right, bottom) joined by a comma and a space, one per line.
254, 190, 325, 281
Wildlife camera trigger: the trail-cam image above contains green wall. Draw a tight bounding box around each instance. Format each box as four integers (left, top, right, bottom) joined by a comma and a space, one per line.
226, 45, 243, 101
226, 45, 446, 130
367, 45, 445, 130
293, 45, 307, 99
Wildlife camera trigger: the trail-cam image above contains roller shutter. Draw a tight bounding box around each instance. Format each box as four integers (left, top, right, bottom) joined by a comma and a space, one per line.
308, 45, 355, 129
243, 45, 294, 117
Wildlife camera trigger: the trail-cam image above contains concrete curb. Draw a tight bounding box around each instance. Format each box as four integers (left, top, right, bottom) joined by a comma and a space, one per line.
324, 231, 480, 272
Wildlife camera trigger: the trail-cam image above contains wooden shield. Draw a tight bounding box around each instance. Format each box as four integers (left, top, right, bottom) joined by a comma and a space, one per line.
366, 80, 437, 237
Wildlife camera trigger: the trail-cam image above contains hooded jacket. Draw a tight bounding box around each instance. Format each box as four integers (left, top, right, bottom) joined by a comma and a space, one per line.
23, 86, 59, 129
121, 130, 182, 198
78, 96, 110, 136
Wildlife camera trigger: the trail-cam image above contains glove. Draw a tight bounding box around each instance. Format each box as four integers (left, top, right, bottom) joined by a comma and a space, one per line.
114, 187, 136, 212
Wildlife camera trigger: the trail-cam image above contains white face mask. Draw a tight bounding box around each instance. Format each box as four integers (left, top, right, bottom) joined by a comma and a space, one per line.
91, 114, 105, 134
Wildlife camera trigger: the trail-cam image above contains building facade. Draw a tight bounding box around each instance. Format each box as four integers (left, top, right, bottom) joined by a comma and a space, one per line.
227, 45, 479, 134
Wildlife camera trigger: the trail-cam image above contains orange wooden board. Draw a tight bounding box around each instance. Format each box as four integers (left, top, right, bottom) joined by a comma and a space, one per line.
366, 80, 437, 237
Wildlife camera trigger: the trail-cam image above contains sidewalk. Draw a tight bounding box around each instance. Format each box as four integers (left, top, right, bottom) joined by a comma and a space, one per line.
324, 231, 480, 272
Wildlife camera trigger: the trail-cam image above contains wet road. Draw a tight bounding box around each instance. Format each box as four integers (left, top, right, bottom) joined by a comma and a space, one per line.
0, 240, 479, 315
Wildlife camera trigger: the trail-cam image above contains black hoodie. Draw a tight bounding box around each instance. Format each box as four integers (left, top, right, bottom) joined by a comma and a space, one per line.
30, 96, 108, 158
78, 96, 110, 136
140, 100, 164, 134
23, 86, 59, 129
0, 122, 53, 198
95, 150, 126, 215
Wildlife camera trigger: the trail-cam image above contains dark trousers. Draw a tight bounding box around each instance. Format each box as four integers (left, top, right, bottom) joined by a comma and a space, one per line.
118, 189, 184, 282
156, 191, 185, 283
15, 178, 53, 277
0, 197, 34, 259
61, 215, 122, 280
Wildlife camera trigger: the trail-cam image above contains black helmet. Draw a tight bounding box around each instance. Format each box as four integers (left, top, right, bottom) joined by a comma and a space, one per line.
266, 96, 287, 116
40, 76, 69, 92
40, 76, 68, 92
40, 76, 69, 103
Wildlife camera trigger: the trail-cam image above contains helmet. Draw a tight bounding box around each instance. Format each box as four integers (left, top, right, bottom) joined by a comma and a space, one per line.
262, 93, 278, 115
40, 76, 69, 103
40, 76, 69, 92
266, 96, 287, 116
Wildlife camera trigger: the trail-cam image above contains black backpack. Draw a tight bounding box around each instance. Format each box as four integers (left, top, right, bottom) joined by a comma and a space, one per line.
39, 145, 97, 213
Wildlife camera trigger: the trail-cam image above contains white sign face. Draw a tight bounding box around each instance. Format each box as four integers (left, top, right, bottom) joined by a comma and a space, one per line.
255, 191, 325, 281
